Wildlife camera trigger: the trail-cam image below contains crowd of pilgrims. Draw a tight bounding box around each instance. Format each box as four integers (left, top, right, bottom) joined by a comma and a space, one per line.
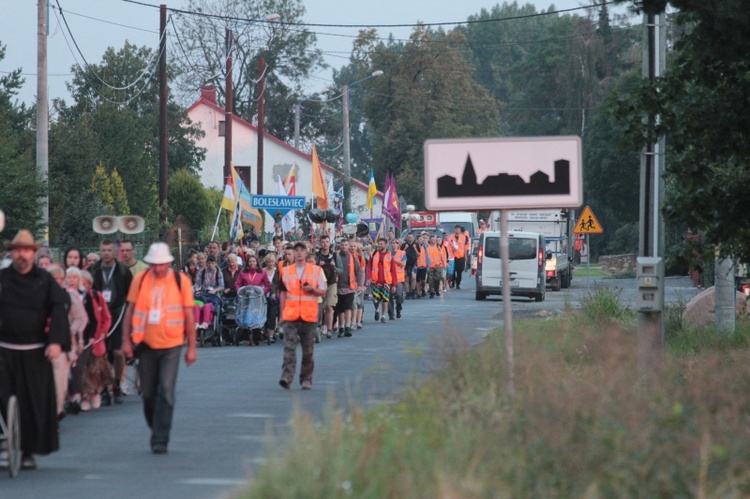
1, 225, 471, 421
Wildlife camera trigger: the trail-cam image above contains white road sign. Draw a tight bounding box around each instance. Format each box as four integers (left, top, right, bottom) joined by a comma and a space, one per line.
424, 136, 582, 211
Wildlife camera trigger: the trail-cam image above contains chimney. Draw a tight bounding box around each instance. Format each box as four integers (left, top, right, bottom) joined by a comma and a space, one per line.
200, 85, 217, 104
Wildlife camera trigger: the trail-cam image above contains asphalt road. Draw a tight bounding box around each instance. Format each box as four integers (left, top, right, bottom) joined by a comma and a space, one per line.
2, 272, 699, 498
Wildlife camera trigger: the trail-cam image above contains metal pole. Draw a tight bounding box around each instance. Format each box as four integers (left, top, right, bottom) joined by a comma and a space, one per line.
159, 4, 168, 228
37, 0, 49, 243
499, 210, 514, 398
178, 228, 183, 269
637, 11, 666, 377
257, 57, 265, 195
586, 233, 590, 290
293, 103, 301, 150
224, 28, 233, 184
715, 253, 736, 333
342, 83, 351, 214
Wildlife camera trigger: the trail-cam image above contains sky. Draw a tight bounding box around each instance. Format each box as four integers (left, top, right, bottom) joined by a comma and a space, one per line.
1, 0, 631, 108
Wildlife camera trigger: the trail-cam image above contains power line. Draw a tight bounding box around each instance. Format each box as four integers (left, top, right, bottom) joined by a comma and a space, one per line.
52, 5, 162, 106
119, 0, 615, 29
56, 0, 165, 92
50, 4, 159, 34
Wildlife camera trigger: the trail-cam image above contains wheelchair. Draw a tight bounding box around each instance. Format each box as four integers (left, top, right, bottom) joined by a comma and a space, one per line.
0, 395, 21, 477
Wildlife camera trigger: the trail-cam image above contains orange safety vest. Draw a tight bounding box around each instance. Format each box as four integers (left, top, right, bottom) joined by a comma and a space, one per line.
394, 249, 406, 283
451, 234, 468, 259
280, 262, 321, 323
440, 245, 450, 265
344, 252, 358, 290
371, 251, 393, 285
131, 270, 187, 347
427, 245, 443, 268
416, 245, 427, 268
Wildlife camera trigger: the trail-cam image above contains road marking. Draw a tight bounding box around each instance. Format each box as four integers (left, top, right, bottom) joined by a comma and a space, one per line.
227, 413, 274, 418
177, 478, 250, 486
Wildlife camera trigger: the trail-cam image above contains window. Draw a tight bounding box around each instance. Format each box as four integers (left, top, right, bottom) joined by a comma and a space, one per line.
218, 121, 226, 137
484, 237, 536, 260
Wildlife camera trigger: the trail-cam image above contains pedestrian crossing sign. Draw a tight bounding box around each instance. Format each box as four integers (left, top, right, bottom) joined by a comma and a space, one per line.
574, 206, 603, 234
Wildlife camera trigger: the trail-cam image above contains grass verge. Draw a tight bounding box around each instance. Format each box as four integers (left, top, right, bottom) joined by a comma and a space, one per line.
239, 291, 750, 498
573, 267, 610, 277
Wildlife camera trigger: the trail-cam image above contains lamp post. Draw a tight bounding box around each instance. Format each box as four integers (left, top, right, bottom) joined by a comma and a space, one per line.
293, 88, 329, 150
223, 13, 280, 184
342, 70, 383, 214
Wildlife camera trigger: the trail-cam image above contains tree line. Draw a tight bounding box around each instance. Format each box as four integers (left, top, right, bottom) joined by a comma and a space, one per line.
0, 0, 744, 265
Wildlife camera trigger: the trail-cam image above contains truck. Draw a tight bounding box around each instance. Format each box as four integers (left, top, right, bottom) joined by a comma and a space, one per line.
490, 209, 575, 291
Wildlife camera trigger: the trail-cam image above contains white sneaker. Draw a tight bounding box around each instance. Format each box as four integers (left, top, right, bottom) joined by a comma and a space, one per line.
201, 322, 209, 329
80, 400, 91, 412
195, 322, 201, 330
91, 394, 101, 409
120, 380, 131, 396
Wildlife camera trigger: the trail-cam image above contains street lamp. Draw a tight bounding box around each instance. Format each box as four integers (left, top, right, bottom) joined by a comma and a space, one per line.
342, 70, 383, 214
294, 88, 329, 150
223, 13, 280, 184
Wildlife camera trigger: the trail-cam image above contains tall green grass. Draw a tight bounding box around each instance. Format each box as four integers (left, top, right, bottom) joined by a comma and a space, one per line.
239, 291, 750, 498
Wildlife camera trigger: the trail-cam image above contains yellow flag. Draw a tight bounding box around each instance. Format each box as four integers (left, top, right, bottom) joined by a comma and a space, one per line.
311, 144, 329, 210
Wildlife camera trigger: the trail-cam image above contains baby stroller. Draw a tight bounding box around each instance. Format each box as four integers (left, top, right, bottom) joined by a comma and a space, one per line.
234, 286, 268, 346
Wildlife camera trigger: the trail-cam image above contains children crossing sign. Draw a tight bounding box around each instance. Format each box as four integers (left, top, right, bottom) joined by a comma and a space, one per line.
574, 206, 603, 234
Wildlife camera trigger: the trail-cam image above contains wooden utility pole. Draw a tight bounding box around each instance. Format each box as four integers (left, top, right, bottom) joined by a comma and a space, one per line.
37, 0, 49, 242
159, 4, 169, 227
257, 57, 266, 195
224, 28, 233, 183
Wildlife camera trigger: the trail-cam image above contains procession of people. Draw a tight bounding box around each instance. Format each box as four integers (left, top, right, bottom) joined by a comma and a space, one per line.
0, 223, 472, 465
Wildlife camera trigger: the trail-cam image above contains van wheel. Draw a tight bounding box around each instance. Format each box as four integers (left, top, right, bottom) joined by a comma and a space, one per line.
534, 289, 545, 302
552, 277, 561, 292
475, 291, 487, 301
561, 271, 570, 289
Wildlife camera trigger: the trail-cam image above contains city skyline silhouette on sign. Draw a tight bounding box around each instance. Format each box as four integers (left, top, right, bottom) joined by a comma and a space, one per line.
436, 155, 571, 198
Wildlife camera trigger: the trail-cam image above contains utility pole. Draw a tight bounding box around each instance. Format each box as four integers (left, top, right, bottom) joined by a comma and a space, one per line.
342, 83, 351, 214
224, 28, 233, 184
257, 57, 265, 195
293, 103, 301, 150
159, 4, 168, 228
37, 0, 49, 243
715, 254, 736, 333
637, 10, 667, 377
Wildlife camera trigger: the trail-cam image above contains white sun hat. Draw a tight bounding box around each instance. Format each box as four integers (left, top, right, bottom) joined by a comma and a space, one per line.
143, 242, 174, 264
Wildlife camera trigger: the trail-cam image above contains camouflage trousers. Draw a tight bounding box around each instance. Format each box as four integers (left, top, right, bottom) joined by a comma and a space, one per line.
428, 267, 443, 295
280, 321, 316, 386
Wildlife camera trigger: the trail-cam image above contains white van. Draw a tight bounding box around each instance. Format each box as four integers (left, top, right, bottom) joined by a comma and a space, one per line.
438, 212, 479, 239
475, 231, 546, 302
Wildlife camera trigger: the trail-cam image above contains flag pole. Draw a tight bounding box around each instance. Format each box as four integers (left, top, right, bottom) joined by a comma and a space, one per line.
210, 206, 223, 242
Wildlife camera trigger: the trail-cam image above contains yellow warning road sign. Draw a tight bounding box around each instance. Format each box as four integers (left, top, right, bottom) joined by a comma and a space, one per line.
574, 206, 603, 234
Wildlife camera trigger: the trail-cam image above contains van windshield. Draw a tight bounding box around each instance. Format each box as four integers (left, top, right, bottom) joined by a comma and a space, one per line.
440, 222, 473, 237
484, 237, 537, 260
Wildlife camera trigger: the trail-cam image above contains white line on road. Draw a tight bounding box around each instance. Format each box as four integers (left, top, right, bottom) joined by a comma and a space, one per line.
176, 478, 250, 486
226, 413, 274, 418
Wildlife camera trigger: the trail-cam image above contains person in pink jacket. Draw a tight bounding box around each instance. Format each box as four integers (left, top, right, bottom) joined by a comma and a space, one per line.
235, 254, 270, 294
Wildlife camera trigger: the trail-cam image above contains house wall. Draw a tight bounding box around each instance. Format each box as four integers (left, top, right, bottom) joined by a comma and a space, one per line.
188, 99, 381, 233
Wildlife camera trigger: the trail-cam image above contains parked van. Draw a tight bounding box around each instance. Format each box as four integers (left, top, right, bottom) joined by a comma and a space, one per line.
475, 231, 546, 302
438, 212, 478, 238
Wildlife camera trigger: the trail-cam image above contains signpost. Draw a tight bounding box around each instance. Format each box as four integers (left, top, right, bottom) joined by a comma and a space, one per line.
573, 206, 604, 290
250, 195, 305, 220
425, 136, 582, 398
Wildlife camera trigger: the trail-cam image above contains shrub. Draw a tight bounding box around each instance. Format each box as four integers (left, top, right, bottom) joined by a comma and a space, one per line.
241, 318, 750, 498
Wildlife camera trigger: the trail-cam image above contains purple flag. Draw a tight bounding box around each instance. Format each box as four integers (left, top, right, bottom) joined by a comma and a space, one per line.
382, 171, 402, 228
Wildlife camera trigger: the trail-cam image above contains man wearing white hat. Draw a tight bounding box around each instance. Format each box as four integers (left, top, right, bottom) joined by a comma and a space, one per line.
122, 242, 196, 454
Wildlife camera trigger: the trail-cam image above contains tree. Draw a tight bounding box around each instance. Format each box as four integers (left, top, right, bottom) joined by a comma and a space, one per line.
167, 169, 213, 233
49, 42, 206, 244
0, 41, 46, 238
173, 0, 325, 141
615, 0, 750, 261
342, 26, 501, 208
90, 164, 130, 215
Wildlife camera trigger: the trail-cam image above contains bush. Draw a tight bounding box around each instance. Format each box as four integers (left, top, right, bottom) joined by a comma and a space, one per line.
577, 286, 635, 326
